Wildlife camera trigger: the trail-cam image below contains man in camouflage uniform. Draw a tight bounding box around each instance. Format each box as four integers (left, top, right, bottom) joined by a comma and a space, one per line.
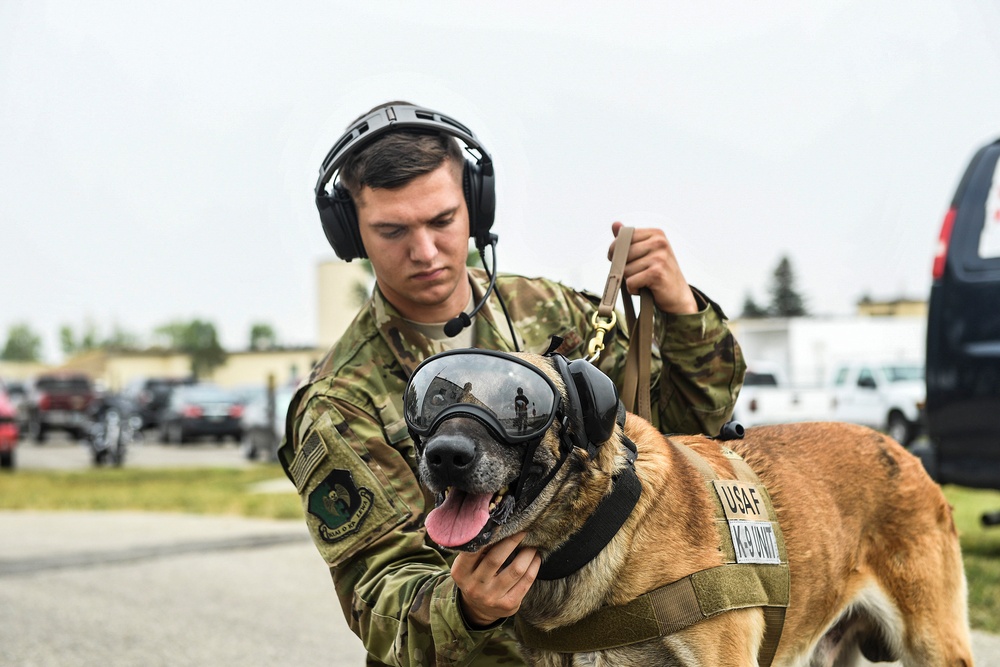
280, 102, 746, 666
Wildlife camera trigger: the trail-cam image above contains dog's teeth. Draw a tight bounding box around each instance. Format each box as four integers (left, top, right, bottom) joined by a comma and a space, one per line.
489, 486, 509, 514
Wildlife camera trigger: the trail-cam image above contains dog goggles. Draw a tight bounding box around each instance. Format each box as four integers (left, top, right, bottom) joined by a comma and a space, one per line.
404, 349, 563, 444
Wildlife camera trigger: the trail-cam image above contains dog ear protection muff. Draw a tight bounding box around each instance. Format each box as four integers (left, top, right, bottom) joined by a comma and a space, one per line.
550, 355, 620, 454
568, 358, 620, 445
313, 104, 496, 261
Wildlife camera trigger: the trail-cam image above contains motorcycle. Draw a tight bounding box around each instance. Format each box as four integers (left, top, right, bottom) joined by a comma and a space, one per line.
86, 397, 142, 467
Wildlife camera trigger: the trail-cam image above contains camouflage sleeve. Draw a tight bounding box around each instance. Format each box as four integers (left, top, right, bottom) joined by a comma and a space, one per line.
649, 286, 745, 436
288, 395, 524, 667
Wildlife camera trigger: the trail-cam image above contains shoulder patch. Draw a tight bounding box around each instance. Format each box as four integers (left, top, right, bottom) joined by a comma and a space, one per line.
296, 408, 411, 567
308, 468, 375, 543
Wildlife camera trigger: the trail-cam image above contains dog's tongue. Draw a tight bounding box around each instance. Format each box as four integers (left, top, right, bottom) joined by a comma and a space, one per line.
425, 490, 492, 548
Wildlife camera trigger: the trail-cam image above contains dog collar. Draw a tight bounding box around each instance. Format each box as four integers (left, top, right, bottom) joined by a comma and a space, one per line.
536, 435, 641, 581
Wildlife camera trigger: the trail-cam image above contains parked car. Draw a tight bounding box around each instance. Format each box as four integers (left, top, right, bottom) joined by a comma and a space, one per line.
24, 372, 96, 442
0, 379, 20, 468
829, 361, 925, 446
731, 362, 832, 428
159, 384, 244, 444
926, 136, 1000, 495
1, 379, 28, 436
120, 376, 196, 430
240, 385, 294, 461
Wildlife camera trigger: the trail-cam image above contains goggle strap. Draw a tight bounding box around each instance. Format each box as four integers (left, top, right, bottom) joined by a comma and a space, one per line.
512, 415, 576, 509
512, 437, 541, 502
516, 443, 572, 511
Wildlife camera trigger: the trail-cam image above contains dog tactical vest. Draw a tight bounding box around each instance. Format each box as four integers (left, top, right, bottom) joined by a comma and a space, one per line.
515, 440, 790, 666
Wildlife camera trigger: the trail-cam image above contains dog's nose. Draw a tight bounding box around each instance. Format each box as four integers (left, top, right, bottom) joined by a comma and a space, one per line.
423, 434, 478, 478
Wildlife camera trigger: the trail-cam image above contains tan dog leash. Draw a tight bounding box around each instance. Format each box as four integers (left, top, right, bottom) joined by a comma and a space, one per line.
587, 226, 654, 421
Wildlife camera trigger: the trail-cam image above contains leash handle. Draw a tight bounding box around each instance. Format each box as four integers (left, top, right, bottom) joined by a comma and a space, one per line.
598, 227, 633, 319
589, 226, 654, 421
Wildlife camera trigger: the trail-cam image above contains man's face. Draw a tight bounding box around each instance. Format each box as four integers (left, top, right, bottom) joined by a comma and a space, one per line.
356, 161, 472, 323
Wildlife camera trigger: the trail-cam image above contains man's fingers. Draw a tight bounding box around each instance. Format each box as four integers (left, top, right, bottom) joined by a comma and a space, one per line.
495, 545, 540, 592
608, 221, 626, 260
504, 551, 542, 602
452, 532, 526, 588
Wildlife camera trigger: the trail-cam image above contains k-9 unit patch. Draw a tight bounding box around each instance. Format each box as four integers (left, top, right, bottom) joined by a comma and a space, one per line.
728, 519, 781, 565
308, 468, 375, 543
712, 479, 782, 565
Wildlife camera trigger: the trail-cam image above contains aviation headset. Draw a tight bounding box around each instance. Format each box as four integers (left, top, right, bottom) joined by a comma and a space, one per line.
313, 104, 497, 261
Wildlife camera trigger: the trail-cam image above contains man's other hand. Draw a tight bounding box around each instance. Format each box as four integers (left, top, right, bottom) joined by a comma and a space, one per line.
452, 532, 541, 628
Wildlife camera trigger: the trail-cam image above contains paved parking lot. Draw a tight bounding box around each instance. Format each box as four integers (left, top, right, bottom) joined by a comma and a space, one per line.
11, 432, 257, 471
0, 511, 367, 666
4, 436, 1000, 665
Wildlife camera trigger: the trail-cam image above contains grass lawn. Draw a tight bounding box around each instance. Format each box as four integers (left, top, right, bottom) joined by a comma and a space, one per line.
0, 465, 304, 520
1, 468, 998, 633
944, 485, 1000, 634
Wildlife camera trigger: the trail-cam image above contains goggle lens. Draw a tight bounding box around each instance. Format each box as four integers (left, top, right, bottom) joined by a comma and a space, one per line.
404, 351, 560, 442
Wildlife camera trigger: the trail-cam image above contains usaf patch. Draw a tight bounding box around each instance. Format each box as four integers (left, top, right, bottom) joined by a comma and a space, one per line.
308, 469, 375, 543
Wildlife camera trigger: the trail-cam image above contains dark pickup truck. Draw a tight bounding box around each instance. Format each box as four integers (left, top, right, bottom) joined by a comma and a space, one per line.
25, 372, 96, 442
926, 136, 1000, 522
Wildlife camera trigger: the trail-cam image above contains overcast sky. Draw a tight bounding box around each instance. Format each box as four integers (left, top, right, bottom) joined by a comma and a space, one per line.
3, 1, 1000, 363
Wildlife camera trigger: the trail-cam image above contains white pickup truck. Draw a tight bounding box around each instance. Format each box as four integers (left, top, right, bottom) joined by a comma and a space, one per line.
829, 361, 925, 446
731, 364, 833, 428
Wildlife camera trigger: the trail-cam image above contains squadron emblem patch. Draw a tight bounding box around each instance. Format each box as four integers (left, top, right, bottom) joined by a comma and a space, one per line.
308, 468, 375, 543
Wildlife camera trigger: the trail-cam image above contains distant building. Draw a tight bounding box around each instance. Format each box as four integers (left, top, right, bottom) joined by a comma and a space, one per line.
317, 260, 371, 350
855, 297, 927, 318
39, 347, 321, 392
1, 260, 372, 391
731, 310, 926, 388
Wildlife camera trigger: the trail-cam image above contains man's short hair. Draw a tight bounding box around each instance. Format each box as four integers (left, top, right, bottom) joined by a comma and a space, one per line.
338, 101, 464, 202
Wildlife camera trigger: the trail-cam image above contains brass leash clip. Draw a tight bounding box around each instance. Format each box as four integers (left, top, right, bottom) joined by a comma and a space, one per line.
587, 311, 617, 362
587, 227, 632, 363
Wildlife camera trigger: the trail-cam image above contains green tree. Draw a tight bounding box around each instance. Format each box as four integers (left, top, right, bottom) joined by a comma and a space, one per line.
104, 324, 141, 351
60, 320, 140, 355
249, 323, 278, 351
767, 255, 808, 317
740, 292, 769, 318
59, 325, 77, 357
1, 323, 43, 361
155, 319, 227, 378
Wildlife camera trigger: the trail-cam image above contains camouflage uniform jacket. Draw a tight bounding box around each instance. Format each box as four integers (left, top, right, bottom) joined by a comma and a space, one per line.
279, 267, 746, 667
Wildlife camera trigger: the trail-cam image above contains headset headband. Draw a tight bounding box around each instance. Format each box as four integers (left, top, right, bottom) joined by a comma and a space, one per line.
314, 105, 494, 197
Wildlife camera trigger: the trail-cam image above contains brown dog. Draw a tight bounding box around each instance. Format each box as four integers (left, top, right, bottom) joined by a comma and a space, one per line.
406, 350, 974, 666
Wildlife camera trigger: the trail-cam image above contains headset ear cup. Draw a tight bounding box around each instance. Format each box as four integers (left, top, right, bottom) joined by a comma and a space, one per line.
568, 359, 620, 445
462, 160, 495, 248
319, 184, 367, 260
462, 161, 480, 242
